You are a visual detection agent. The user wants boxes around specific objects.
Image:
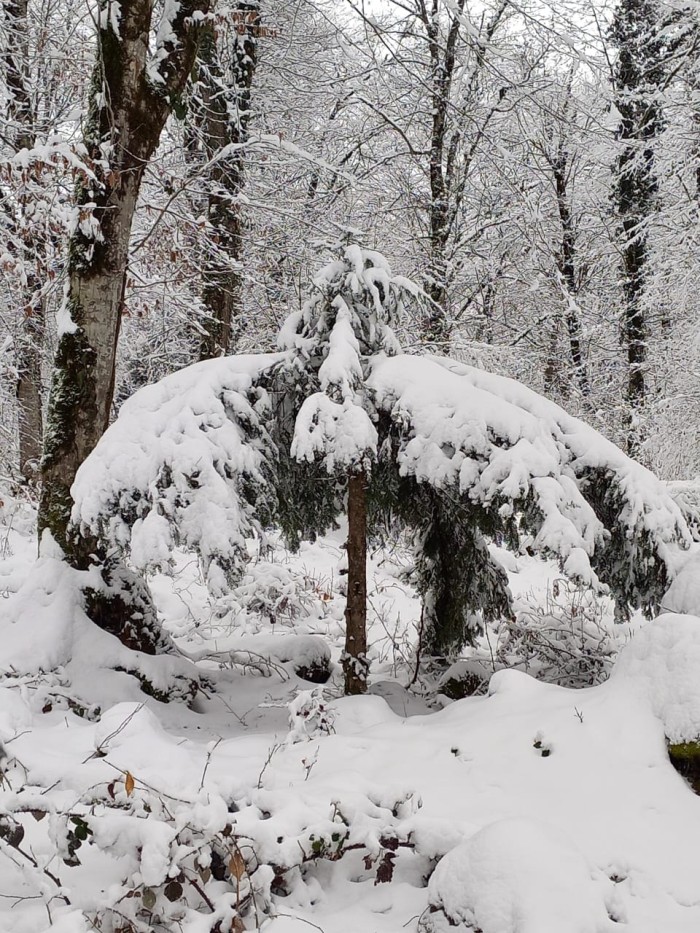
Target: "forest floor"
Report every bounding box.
[0,489,700,932]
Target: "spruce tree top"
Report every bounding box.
[277,242,419,473]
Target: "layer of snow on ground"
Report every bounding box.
[1,503,700,932]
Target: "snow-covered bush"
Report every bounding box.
[499,581,618,687]
[213,558,338,630]
[287,688,336,743]
[668,479,700,541]
[0,729,418,932]
[438,579,618,697]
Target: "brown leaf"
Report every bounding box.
[229,851,246,881]
[124,771,135,796]
[375,850,395,885]
[164,880,183,902]
[231,917,245,933]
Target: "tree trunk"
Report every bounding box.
[553,149,590,398]
[16,279,45,482]
[419,0,505,348]
[4,0,46,481]
[343,471,368,695]
[197,4,260,360]
[39,0,210,560]
[422,2,463,348]
[610,0,664,455]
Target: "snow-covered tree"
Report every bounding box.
[274,239,416,693]
[39,0,213,565]
[71,244,692,691]
[189,3,262,360]
[609,0,667,452]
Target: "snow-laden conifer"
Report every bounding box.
[274,240,420,692]
[71,243,692,683]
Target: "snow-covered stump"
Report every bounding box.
[82,556,171,658]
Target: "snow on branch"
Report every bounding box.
[279,243,410,472]
[71,354,281,594]
[369,354,691,615]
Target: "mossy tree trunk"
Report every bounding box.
[197,3,260,360]
[39,0,210,563]
[343,471,368,695]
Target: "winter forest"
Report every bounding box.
[2,0,700,930]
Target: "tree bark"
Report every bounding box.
[552,146,590,398]
[39,0,210,558]
[422,0,465,347]
[197,3,260,360]
[4,0,46,480]
[343,471,368,695]
[610,0,664,454]
[16,279,45,481]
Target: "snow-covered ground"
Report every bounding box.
[1,490,700,933]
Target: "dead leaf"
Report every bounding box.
[229,851,246,881]
[125,771,135,796]
[375,850,396,885]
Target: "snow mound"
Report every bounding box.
[662,551,700,615]
[424,818,610,933]
[0,552,197,708]
[613,613,700,742]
